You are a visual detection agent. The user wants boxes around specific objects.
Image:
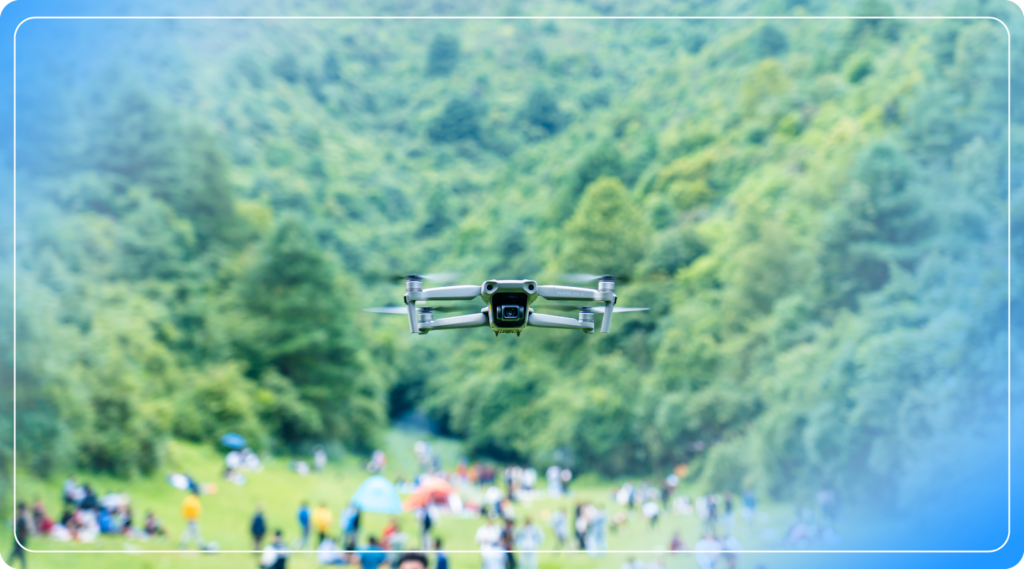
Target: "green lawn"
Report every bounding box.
[8,429,798,569]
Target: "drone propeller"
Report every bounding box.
[398,272,460,283]
[559,273,632,284]
[535,304,648,314]
[365,304,482,315]
[366,271,461,284]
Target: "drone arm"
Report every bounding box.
[406,298,419,334]
[600,301,614,333]
[419,312,490,331]
[535,285,614,302]
[409,285,483,301]
[527,312,595,332]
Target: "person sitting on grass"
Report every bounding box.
[358,536,386,569]
[316,535,348,565]
[260,529,288,569]
[144,510,166,537]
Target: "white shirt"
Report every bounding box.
[475,524,501,549]
[516,524,544,551]
[694,537,722,569]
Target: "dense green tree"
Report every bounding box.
[232,215,383,449]
[427,98,480,143]
[559,177,646,277]
[427,33,460,76]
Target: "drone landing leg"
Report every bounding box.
[600,300,614,333]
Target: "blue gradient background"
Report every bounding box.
[0,0,1019,567]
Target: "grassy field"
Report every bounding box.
[7,429,799,569]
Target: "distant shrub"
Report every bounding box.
[524,86,566,135]
[845,53,875,83]
[579,87,611,110]
[236,55,265,89]
[428,98,480,143]
[427,33,460,76]
[525,45,546,67]
[572,141,623,197]
[754,24,789,57]
[683,32,708,54]
[271,53,301,83]
[323,51,341,82]
[849,0,902,41]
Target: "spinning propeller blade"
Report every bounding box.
[399,272,460,283]
[364,307,408,314]
[535,304,648,314]
[559,273,631,284]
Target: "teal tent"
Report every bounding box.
[350,475,403,514]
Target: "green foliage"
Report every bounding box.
[271,52,301,83]
[753,24,789,57]
[560,177,646,277]
[845,52,875,83]
[11,9,1011,510]
[428,98,481,143]
[523,85,567,136]
[427,33,461,76]
[232,215,382,449]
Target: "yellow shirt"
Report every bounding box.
[312,506,332,533]
[182,495,201,521]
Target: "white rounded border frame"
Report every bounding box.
[9,13,1015,556]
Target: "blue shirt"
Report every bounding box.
[298,506,310,528]
[359,545,385,569]
[437,552,449,569]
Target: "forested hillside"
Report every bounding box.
[5,0,1021,513]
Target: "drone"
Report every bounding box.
[365,273,648,336]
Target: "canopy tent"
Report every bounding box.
[350,475,403,514]
[220,432,247,450]
[403,477,457,510]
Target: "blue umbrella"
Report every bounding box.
[220,432,247,450]
[350,475,403,514]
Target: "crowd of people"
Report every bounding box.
[15,475,170,547]
[13,437,847,569]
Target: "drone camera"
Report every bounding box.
[497,305,522,321]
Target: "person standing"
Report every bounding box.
[741,489,756,527]
[416,506,433,550]
[515,516,544,569]
[341,504,360,550]
[296,501,310,549]
[723,491,735,536]
[545,466,561,497]
[573,504,588,551]
[179,491,203,550]
[9,502,29,568]
[549,508,568,550]
[501,517,517,569]
[435,537,449,569]
[475,516,504,569]
[260,529,288,569]
[312,502,332,545]
[707,495,718,534]
[251,504,267,552]
[313,446,328,473]
[359,535,386,569]
[694,532,722,569]
[560,469,573,495]
[642,501,661,528]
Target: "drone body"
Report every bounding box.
[367,275,647,336]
